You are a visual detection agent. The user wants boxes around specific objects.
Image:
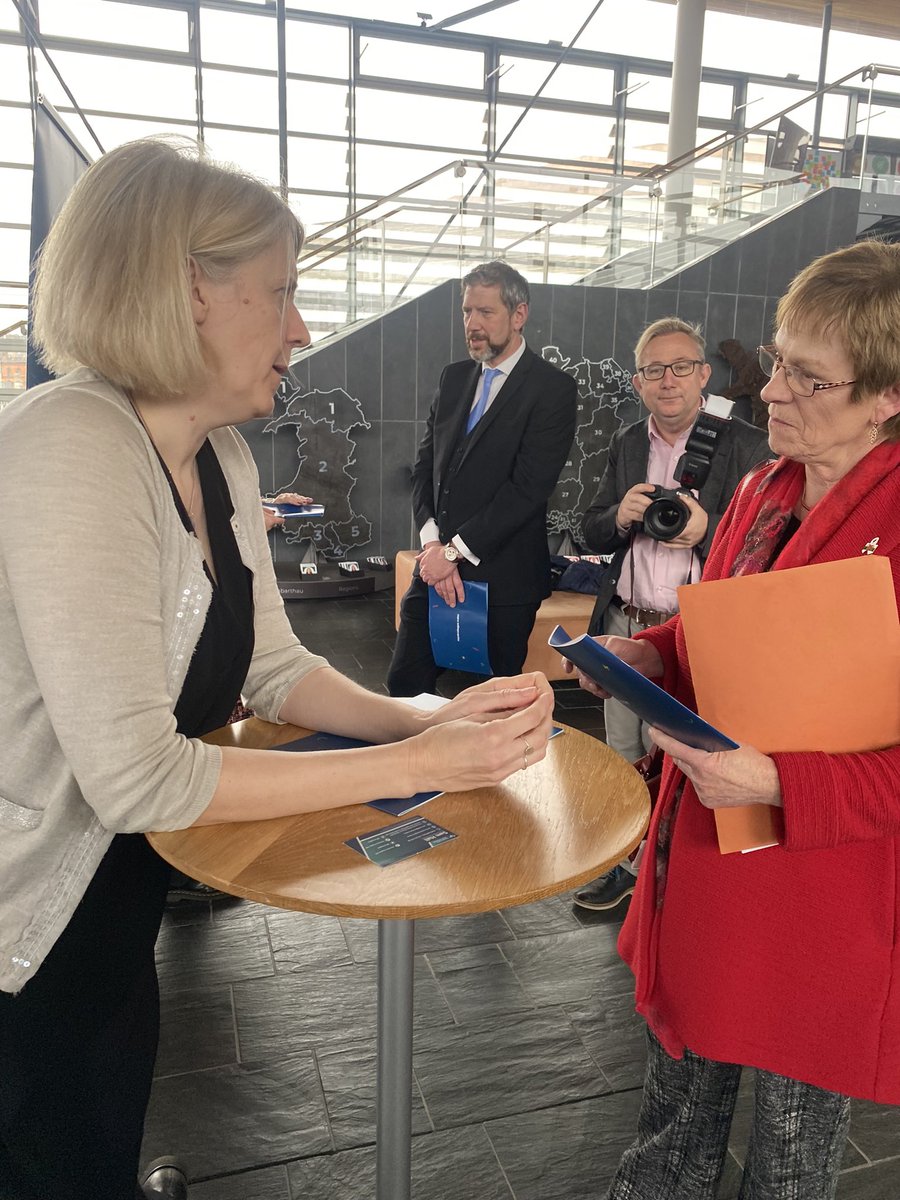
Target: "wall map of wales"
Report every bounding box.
[263,383,372,558]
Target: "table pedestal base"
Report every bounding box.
[376,918,415,1200]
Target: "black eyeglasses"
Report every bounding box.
[636,359,704,381]
[758,345,856,399]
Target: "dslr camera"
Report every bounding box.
[639,398,734,542]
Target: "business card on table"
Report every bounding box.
[345,816,457,868]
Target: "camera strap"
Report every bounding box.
[621,531,693,623]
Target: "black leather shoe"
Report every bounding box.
[140,1157,188,1199]
[166,878,228,905]
[573,865,636,911]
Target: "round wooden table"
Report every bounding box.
[148,718,649,1200]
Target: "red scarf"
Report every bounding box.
[711,441,900,581]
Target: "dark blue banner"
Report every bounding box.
[27,99,91,389]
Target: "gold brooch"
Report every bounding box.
[861,537,880,555]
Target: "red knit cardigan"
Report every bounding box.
[619,443,900,1103]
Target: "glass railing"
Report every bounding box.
[295,61,900,346]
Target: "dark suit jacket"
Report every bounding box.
[582,411,772,632]
[411,345,577,607]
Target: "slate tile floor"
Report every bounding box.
[143,592,900,1199]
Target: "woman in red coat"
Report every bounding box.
[575,239,900,1200]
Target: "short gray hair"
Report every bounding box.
[461,260,530,314]
[31,136,303,397]
[777,239,900,439]
[634,317,705,369]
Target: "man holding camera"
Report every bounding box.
[574,317,770,911]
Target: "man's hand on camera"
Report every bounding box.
[615,483,658,533]
[661,493,709,549]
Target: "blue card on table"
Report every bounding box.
[345,816,457,868]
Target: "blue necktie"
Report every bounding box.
[466,367,502,434]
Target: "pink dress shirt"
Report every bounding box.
[616,415,701,613]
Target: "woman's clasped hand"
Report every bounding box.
[407,673,555,793]
[648,727,782,810]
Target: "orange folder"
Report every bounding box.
[677,555,900,854]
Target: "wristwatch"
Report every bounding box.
[443,543,462,562]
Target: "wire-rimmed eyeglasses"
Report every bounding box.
[757,345,856,399]
[636,358,704,381]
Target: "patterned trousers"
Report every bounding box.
[604,1030,851,1200]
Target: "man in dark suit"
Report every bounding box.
[388,261,577,697]
[573,316,771,910]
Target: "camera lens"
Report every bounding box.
[642,494,690,542]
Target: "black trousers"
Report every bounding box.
[0,834,171,1200]
[387,576,541,697]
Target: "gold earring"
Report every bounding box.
[870,422,879,445]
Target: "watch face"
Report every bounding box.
[444,545,459,561]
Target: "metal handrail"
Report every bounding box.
[708,173,805,214]
[298,154,639,272]
[502,62,898,258]
[300,60,898,272]
[291,58,900,341]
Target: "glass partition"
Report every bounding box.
[2,0,900,388]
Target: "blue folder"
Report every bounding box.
[273,732,440,816]
[548,624,737,753]
[428,580,492,675]
[273,725,566,815]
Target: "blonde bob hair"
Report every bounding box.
[776,239,900,441]
[31,137,303,397]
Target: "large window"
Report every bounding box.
[498,57,615,107]
[361,37,484,90]
[285,20,348,79]
[39,51,197,121]
[355,88,487,152]
[201,8,276,70]
[1,0,900,372]
[34,0,187,51]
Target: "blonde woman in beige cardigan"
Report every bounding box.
[0,138,553,1200]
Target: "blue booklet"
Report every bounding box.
[273,725,566,816]
[428,580,492,675]
[273,732,440,815]
[548,625,737,753]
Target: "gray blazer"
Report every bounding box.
[582,411,772,633]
